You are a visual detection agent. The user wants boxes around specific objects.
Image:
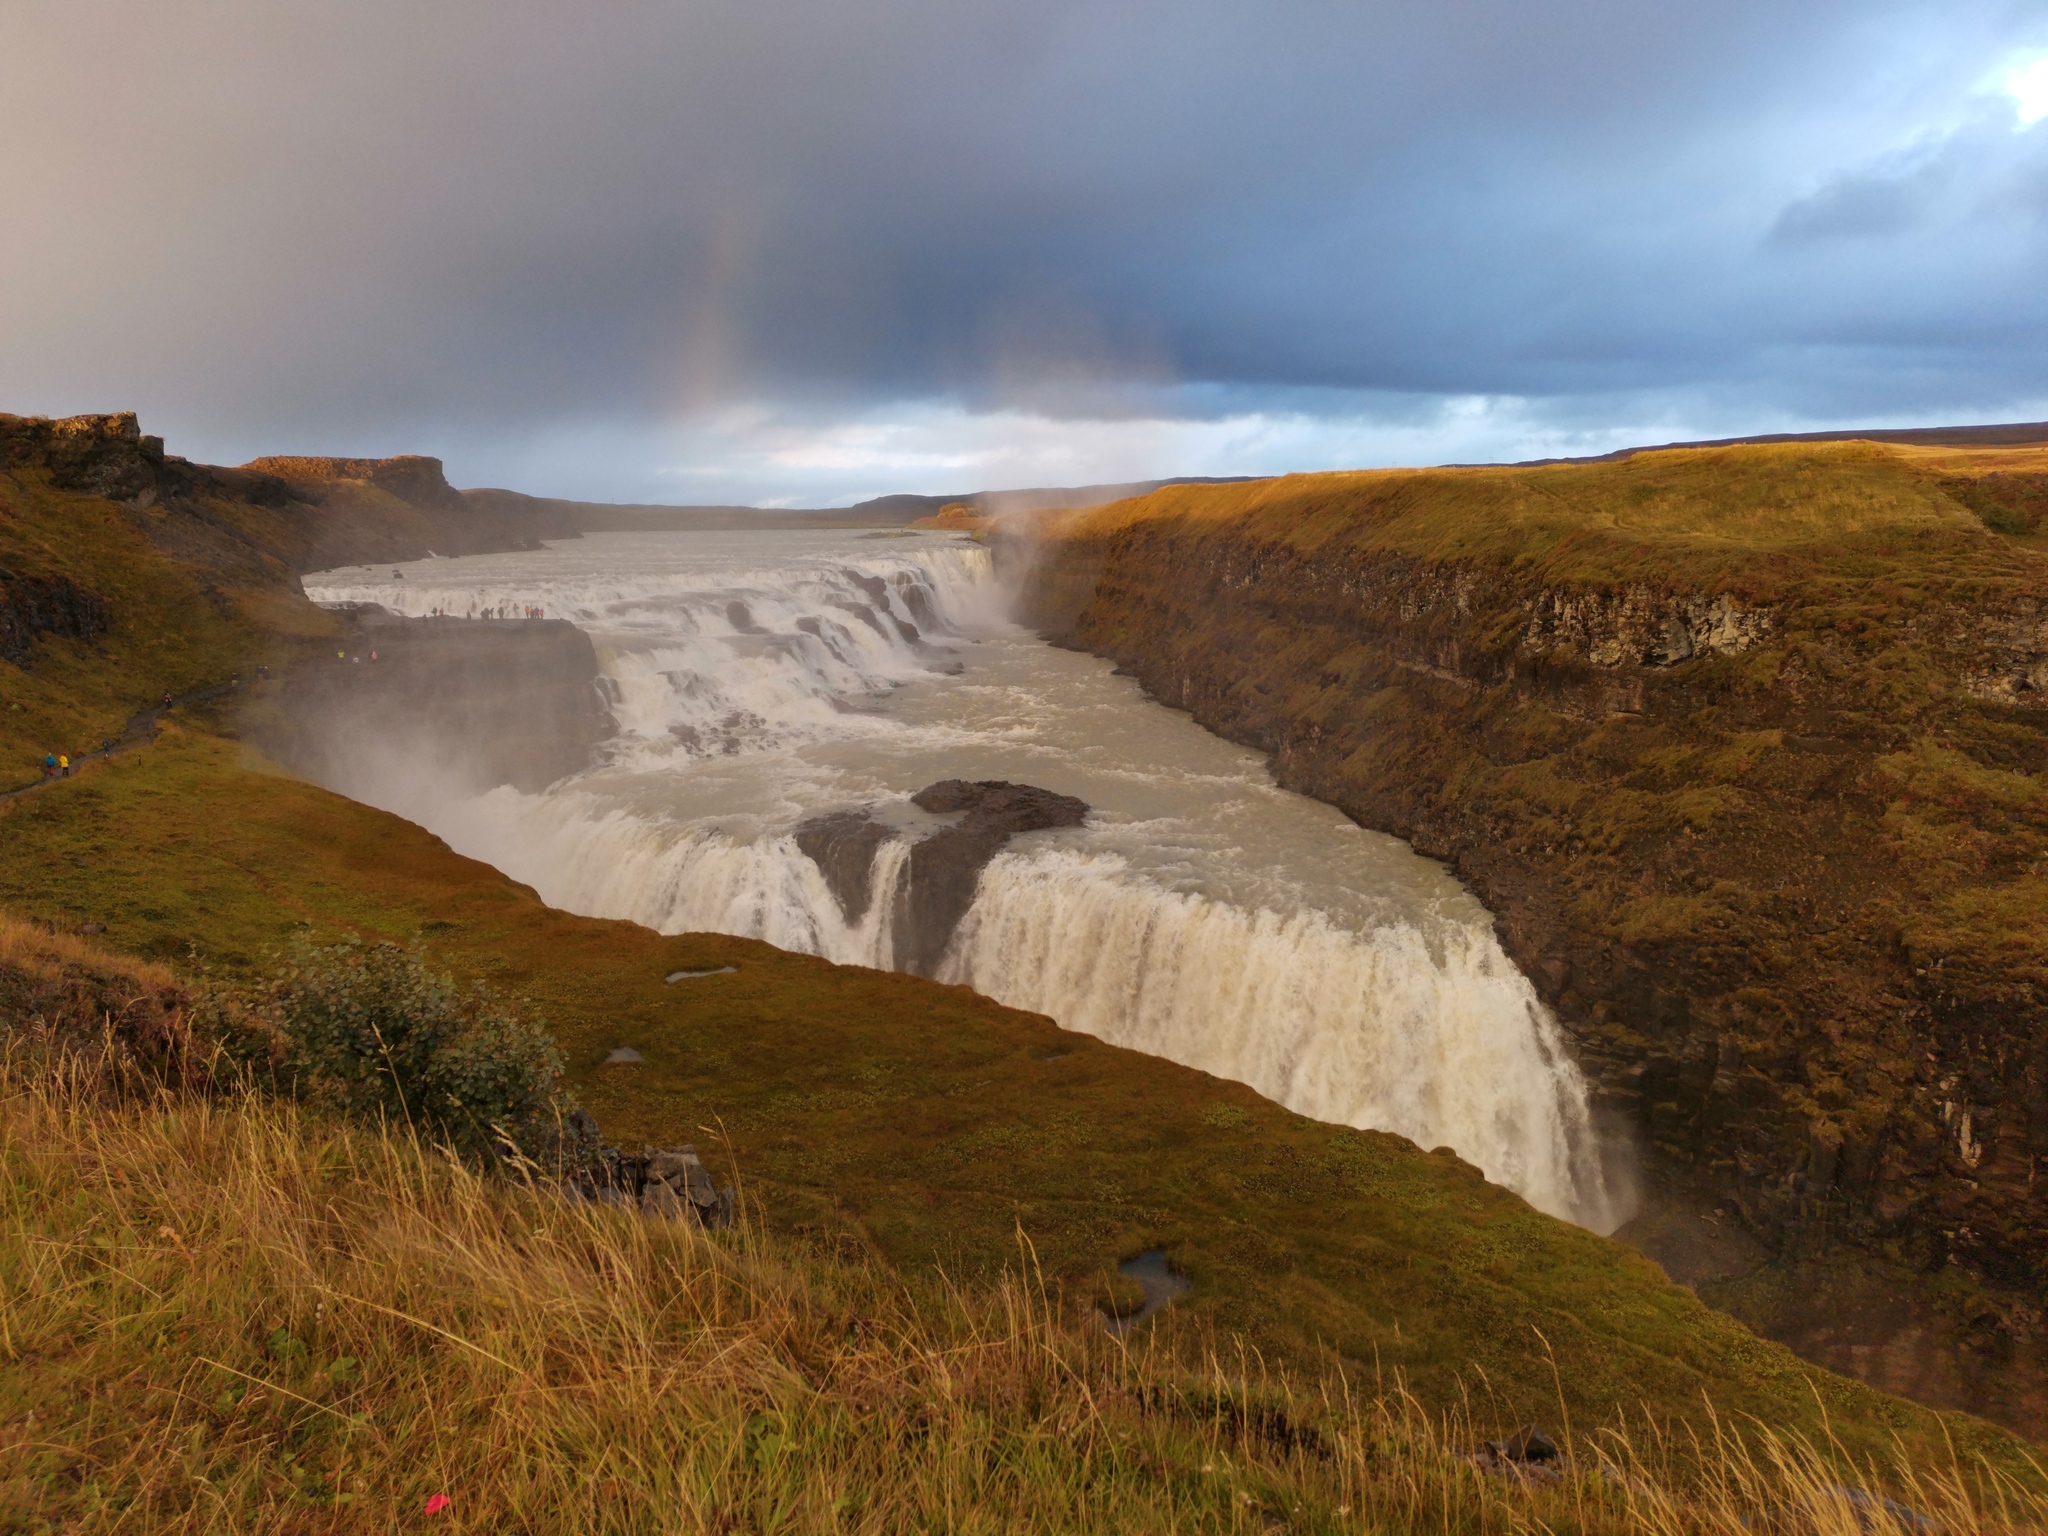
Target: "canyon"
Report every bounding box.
[997,444,2048,1432]
[5,409,2046,1449]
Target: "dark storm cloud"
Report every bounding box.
[4,0,2047,498]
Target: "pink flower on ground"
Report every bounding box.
[424,1493,452,1515]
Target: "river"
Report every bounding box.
[306,529,1624,1231]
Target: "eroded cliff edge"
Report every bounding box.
[998,440,2048,1436]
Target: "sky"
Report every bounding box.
[6,0,2048,506]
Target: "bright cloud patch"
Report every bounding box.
[1999,51,2048,125]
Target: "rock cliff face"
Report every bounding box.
[246,453,577,567]
[249,607,614,798]
[997,447,2048,1436]
[0,572,109,665]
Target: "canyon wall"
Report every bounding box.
[998,443,2048,1434]
[0,411,579,580]
[247,607,614,800]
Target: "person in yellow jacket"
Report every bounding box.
[57,754,69,777]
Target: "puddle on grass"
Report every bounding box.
[666,966,738,983]
[1101,1249,1190,1336]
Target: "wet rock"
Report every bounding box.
[832,600,888,636]
[795,780,1089,971]
[897,781,1089,974]
[794,810,894,923]
[603,1046,644,1065]
[909,778,1089,830]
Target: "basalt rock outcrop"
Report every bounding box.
[996,445,2048,1437]
[582,1142,736,1228]
[1,571,109,665]
[1,412,313,586]
[796,779,1089,973]
[247,452,579,567]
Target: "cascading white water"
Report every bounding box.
[307,531,1625,1232]
[945,849,1599,1215]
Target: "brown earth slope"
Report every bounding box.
[998,441,2048,1437]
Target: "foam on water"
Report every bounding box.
[308,532,1625,1231]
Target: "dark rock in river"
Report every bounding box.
[794,810,894,924]
[898,781,1088,973]
[909,778,1088,829]
[794,779,1088,974]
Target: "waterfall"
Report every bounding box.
[306,532,1624,1232]
[943,847,1615,1228]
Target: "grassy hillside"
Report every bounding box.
[1003,439,2048,1438]
[5,728,2022,1468]
[0,416,351,781]
[1033,441,2042,587]
[2,418,2040,1502]
[11,964,2040,1533]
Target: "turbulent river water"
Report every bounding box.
[306,530,1624,1231]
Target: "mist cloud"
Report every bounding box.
[5,0,2047,502]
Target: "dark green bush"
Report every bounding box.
[260,940,569,1164]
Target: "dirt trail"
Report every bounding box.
[2,677,248,800]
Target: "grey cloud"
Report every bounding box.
[1771,158,1954,243]
[3,0,2048,497]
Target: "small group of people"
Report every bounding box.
[334,650,380,664]
[41,734,118,779]
[422,603,544,620]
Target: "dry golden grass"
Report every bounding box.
[0,913,177,989]
[3,1043,2044,1535]
[1018,440,2048,594]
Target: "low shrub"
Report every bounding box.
[252,938,572,1165]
